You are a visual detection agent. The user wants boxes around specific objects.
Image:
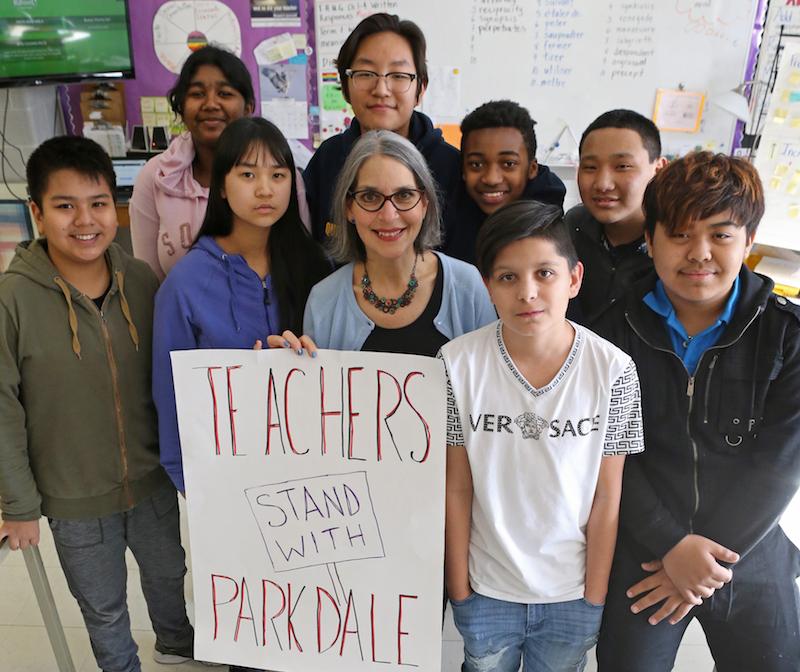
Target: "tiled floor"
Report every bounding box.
[8,495,800,671]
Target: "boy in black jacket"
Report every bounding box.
[594,151,800,671]
[567,109,665,325]
[442,100,566,264]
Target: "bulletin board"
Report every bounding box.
[315,0,762,160]
[63,0,319,147]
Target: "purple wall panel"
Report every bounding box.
[65,0,317,147]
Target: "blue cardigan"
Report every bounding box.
[303,252,496,351]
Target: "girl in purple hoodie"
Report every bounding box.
[152,117,329,495]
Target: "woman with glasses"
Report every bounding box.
[302,13,461,243]
[270,130,494,357]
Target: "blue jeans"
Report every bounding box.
[451,591,603,672]
[50,486,192,672]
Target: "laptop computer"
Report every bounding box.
[112,158,148,203]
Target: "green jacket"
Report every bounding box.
[0,240,171,521]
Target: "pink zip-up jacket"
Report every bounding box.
[129,131,310,281]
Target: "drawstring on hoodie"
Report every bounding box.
[54,277,82,360]
[222,255,242,333]
[115,271,140,351]
[54,271,141,358]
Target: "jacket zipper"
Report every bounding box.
[262,278,273,335]
[93,299,133,509]
[703,355,718,424]
[625,305,763,530]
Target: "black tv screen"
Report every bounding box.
[0,0,134,87]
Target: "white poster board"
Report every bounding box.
[171,349,446,671]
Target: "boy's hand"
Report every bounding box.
[0,520,40,550]
[628,560,697,625]
[663,534,738,602]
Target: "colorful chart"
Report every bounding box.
[152,1,241,74]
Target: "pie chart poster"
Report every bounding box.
[172,348,446,671]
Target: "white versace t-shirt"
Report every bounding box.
[439,320,643,604]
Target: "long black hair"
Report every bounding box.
[197,117,330,333]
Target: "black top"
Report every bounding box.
[566,204,653,326]
[92,285,111,310]
[592,267,800,564]
[361,258,447,357]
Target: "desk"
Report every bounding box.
[0,538,77,672]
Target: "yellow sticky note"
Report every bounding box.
[788,203,800,219]
[789,72,800,86]
[787,171,800,195]
[774,108,789,124]
[770,176,784,190]
[791,117,800,128]
[782,90,792,103]
[140,97,156,114]
[774,164,790,177]
[154,98,170,114]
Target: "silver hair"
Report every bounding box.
[328,130,442,263]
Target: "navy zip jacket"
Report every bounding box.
[302,111,461,242]
[593,267,800,563]
[441,165,566,265]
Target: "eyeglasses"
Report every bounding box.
[344,69,417,93]
[348,188,425,212]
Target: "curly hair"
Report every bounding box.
[460,100,538,162]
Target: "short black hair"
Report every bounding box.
[26,136,116,209]
[168,45,255,117]
[579,109,662,162]
[460,100,537,162]
[476,201,577,277]
[335,13,428,102]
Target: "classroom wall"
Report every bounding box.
[61,0,320,148]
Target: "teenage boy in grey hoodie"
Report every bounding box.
[0,137,200,670]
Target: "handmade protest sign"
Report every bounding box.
[171,349,446,671]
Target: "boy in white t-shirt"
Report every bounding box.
[439,200,644,671]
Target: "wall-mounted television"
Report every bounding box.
[0,0,134,87]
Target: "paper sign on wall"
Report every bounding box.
[172,349,446,671]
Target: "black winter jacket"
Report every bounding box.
[567,204,653,326]
[594,267,800,563]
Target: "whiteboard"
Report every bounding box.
[753,43,800,252]
[315,0,759,159]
